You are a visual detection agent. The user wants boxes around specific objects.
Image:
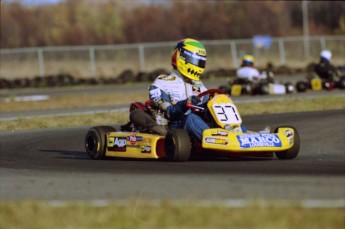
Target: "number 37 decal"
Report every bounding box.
[212,103,242,125]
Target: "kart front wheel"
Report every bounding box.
[218,85,230,94]
[274,126,300,160]
[85,126,115,160]
[164,129,191,162]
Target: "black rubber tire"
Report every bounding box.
[85,126,115,160]
[218,85,230,94]
[260,83,270,95]
[285,82,294,94]
[164,129,191,162]
[338,76,345,89]
[296,81,307,92]
[274,126,300,160]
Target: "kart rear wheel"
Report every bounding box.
[338,76,345,89]
[164,129,191,162]
[285,82,294,94]
[274,126,300,160]
[296,81,307,92]
[85,126,115,160]
[260,83,270,95]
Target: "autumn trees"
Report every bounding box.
[1,1,344,49]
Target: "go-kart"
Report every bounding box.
[85,89,300,161]
[295,73,345,92]
[218,73,294,96]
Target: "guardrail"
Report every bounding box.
[1,35,344,79]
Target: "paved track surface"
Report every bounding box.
[1,110,344,201]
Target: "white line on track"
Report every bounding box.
[47,198,345,208]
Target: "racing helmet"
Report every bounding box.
[171,38,207,81]
[241,54,255,66]
[320,50,332,62]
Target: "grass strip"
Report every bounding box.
[0,92,147,113]
[0,201,343,229]
[1,96,344,131]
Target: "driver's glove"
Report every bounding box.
[186,95,201,106]
[165,96,201,121]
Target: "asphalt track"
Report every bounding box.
[1,76,344,203]
[1,109,344,202]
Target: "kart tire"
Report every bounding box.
[164,129,191,162]
[338,76,345,89]
[85,126,115,160]
[218,85,230,94]
[274,126,300,160]
[260,84,269,95]
[296,81,307,92]
[285,82,294,94]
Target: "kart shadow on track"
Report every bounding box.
[39,149,90,160]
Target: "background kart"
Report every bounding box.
[85,89,300,161]
[295,71,345,92]
[218,73,294,96]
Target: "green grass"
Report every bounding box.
[0,92,147,113]
[0,201,343,229]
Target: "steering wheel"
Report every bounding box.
[197,88,225,99]
[186,89,225,112]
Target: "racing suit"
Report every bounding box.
[149,69,209,140]
[236,66,266,82]
[314,60,338,81]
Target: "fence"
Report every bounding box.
[0,35,344,79]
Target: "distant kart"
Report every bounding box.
[218,72,294,96]
[295,72,345,92]
[85,89,300,161]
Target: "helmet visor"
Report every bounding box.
[181,49,206,68]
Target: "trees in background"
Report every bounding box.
[1,1,344,48]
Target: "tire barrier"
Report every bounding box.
[0,65,312,89]
[0,69,170,89]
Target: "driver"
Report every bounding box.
[236,54,267,82]
[130,38,210,140]
[314,50,339,81]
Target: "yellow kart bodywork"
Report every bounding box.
[86,90,299,161]
[105,132,166,159]
[202,127,295,153]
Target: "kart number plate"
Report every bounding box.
[212,103,242,125]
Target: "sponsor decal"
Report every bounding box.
[141,145,151,153]
[127,134,142,145]
[211,130,228,137]
[285,130,293,138]
[237,134,282,148]
[113,137,126,152]
[158,75,176,81]
[204,137,229,145]
[192,85,201,93]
